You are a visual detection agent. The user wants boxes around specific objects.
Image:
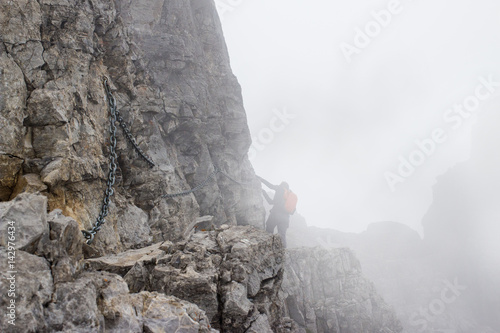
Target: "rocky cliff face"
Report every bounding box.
[0,0,264,255]
[282,247,402,333]
[0,194,402,333]
[0,1,403,332]
[0,194,291,332]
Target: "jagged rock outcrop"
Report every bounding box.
[0,193,216,333]
[0,0,264,255]
[1,193,404,332]
[0,193,298,332]
[282,247,403,333]
[87,224,290,332]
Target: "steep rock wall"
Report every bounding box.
[282,247,403,333]
[0,0,264,254]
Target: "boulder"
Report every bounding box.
[0,193,48,253]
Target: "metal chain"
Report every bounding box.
[161,167,254,198]
[116,112,155,167]
[162,168,220,198]
[104,80,155,168]
[218,169,254,186]
[81,77,255,243]
[82,77,119,244]
[82,77,155,244]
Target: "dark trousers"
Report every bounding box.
[265,211,289,248]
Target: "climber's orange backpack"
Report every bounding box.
[283,189,298,214]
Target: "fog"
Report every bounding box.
[217,1,500,330]
[217,0,500,235]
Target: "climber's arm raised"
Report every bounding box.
[257,176,279,191]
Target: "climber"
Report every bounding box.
[257,176,298,248]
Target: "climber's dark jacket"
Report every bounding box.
[258,176,290,247]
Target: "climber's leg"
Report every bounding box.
[277,218,289,248]
[266,213,278,234]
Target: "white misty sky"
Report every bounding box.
[216,0,500,234]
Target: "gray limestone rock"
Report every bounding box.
[0,250,53,333]
[38,0,256,253]
[116,203,153,249]
[37,208,84,284]
[26,89,73,126]
[1,0,266,255]
[44,272,103,332]
[84,225,286,332]
[86,241,166,276]
[43,271,216,333]
[247,314,274,333]
[9,173,48,199]
[0,45,27,201]
[0,193,48,253]
[282,247,403,333]
[0,243,214,333]
[0,201,403,333]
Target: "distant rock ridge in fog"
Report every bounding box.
[282,247,402,333]
[288,213,499,332]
